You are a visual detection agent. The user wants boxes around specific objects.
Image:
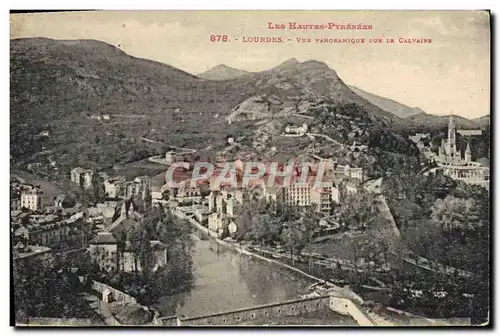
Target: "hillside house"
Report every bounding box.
[284,123,308,136]
[71,167,94,189]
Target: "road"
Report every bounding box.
[306,133,343,146]
[139,137,197,153]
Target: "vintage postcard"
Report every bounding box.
[10,10,491,327]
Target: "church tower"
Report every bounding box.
[447,115,457,160]
[465,142,472,162]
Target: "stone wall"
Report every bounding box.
[179,296,331,326]
[154,295,376,326]
[329,296,375,326]
[91,280,137,304]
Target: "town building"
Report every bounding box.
[208,212,231,237]
[310,182,340,214]
[457,129,482,136]
[13,212,86,248]
[174,180,202,204]
[71,167,94,189]
[165,151,183,164]
[89,232,119,273]
[104,176,126,199]
[20,185,43,211]
[52,195,74,208]
[123,176,151,200]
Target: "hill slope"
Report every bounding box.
[474,114,490,128]
[11,38,415,174]
[404,113,481,129]
[198,64,250,80]
[349,86,425,118]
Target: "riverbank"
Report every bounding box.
[185,216,364,304]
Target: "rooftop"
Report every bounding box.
[89,232,117,245]
[14,245,52,260]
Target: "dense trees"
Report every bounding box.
[14,261,98,322]
[430,195,485,232]
[336,190,377,231]
[235,199,322,263]
[110,206,194,305]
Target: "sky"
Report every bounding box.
[10,10,491,119]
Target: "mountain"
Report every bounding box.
[228,58,405,126]
[349,86,425,118]
[11,38,415,174]
[474,114,490,128]
[10,38,250,167]
[198,64,250,80]
[404,113,481,129]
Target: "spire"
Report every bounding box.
[466,142,471,153]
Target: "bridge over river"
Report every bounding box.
[153,236,315,318]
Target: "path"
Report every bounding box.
[139,137,197,153]
[306,133,343,146]
[291,113,315,120]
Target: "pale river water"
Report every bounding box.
[154,235,314,318]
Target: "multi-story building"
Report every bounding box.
[104,176,126,199]
[208,212,231,237]
[89,231,168,274]
[282,181,312,206]
[89,232,119,273]
[310,182,340,214]
[20,185,43,211]
[71,167,94,189]
[123,176,151,200]
[175,180,202,204]
[331,164,363,182]
[165,151,184,164]
[13,212,86,248]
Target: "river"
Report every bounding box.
[154,235,314,318]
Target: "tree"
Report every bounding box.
[92,173,106,202]
[430,195,484,232]
[337,190,376,231]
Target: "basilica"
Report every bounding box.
[435,116,489,190]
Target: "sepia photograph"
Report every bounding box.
[9,10,491,327]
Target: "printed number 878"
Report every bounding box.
[210,35,229,42]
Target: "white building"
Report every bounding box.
[20,186,43,211]
[71,167,94,189]
[284,123,308,136]
[104,176,126,199]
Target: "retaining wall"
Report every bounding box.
[180,296,331,326]
[155,295,376,326]
[91,281,137,304]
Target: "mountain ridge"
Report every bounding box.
[197,64,250,81]
[349,85,426,119]
[10,37,420,171]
